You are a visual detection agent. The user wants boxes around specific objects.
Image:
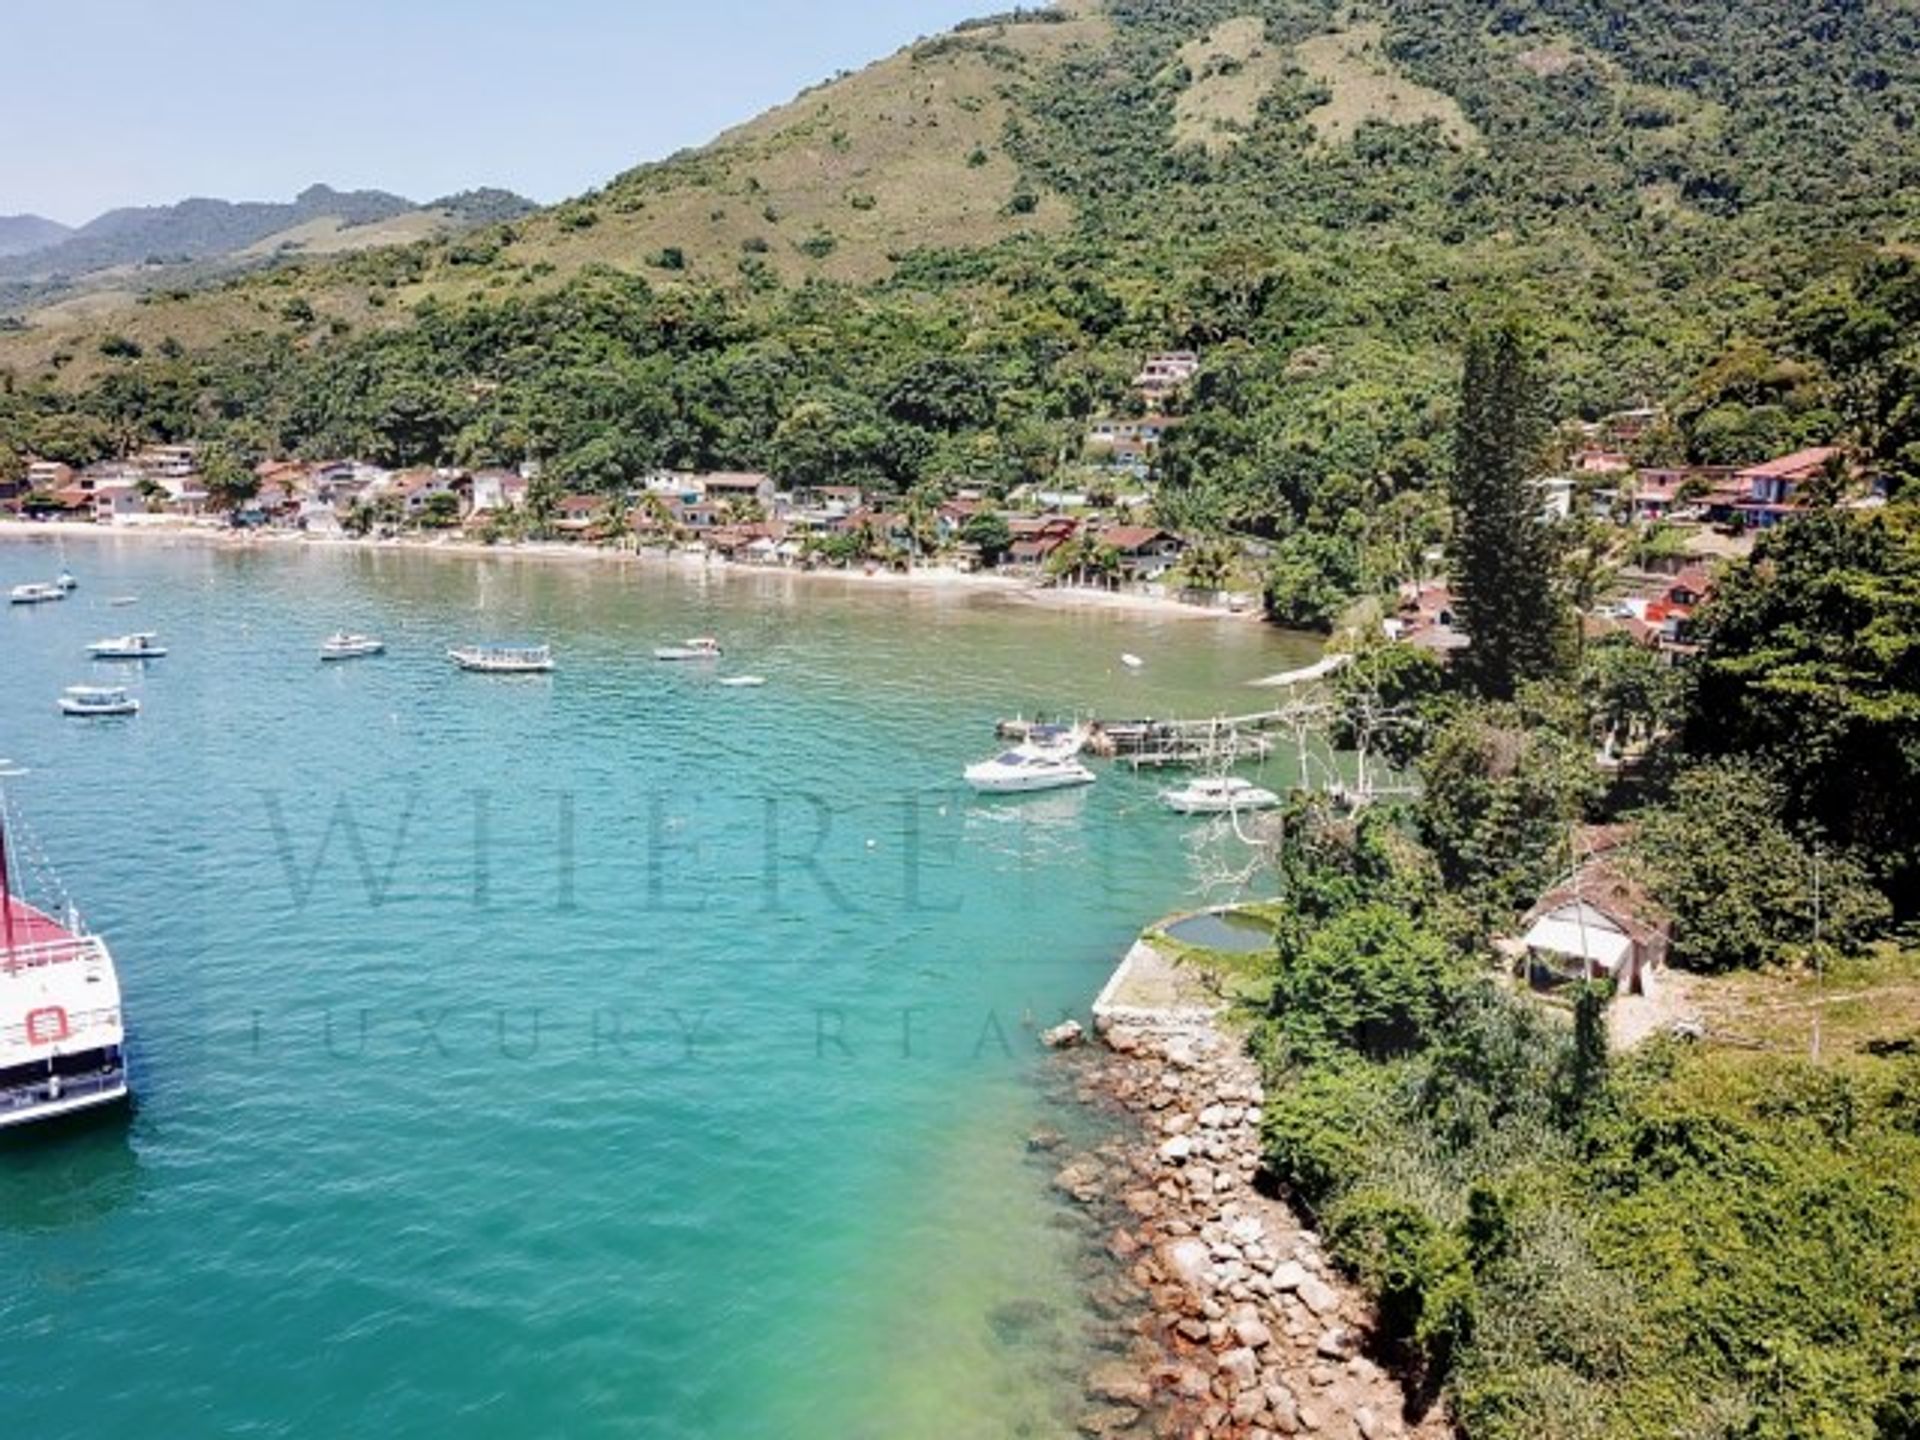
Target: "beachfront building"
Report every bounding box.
[470,468,530,514]
[1094,525,1187,583]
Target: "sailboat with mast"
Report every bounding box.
[0,767,131,1129]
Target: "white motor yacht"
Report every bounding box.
[321,633,386,661]
[450,644,554,674]
[59,686,140,718]
[88,633,168,660]
[656,636,723,661]
[9,583,65,605]
[965,735,1097,794]
[1162,776,1283,815]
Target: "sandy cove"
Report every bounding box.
[0,521,1262,626]
[1034,943,1448,1440]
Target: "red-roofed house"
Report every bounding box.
[1732,447,1844,528]
[1094,525,1187,581]
[554,494,608,535]
[1004,515,1080,569]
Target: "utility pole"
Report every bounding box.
[1811,842,1824,1064]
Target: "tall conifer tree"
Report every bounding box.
[1449,321,1559,698]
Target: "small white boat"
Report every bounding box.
[108,596,140,608]
[9,583,65,606]
[88,633,167,660]
[965,733,1097,794]
[718,676,767,688]
[320,633,386,661]
[450,644,554,674]
[656,636,723,662]
[1122,653,1145,670]
[1162,776,1283,816]
[54,570,77,592]
[59,686,140,718]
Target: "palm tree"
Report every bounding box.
[1182,538,1239,594]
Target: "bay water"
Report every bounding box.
[0,537,1312,1438]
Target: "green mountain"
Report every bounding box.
[0,183,539,320]
[4,0,1918,522]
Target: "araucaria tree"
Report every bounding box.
[1448,322,1560,699]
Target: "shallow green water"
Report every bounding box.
[0,538,1313,1438]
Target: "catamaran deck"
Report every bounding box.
[1,893,83,956]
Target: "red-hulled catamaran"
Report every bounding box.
[0,772,130,1128]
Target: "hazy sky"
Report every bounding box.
[4,0,994,225]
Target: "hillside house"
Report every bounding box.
[1087,415,1177,465]
[1134,351,1200,399]
[1597,406,1662,450]
[1387,582,1469,658]
[1517,831,1670,998]
[1732,447,1844,528]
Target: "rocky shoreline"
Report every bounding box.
[1036,989,1447,1438]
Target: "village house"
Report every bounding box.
[24,460,73,494]
[91,480,147,524]
[1596,406,1662,451]
[386,468,468,519]
[1087,415,1178,466]
[1093,525,1187,582]
[553,494,607,535]
[135,443,199,481]
[159,473,213,518]
[1731,446,1844,528]
[1386,581,1469,658]
[695,472,778,514]
[630,495,726,538]
[469,468,529,514]
[935,498,987,545]
[1516,829,1671,998]
[1003,514,1081,570]
[1133,351,1200,400]
[787,483,865,516]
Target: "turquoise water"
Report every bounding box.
[0,537,1313,1439]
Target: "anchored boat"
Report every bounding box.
[449,644,554,674]
[0,779,131,1130]
[320,633,385,661]
[656,636,723,661]
[1161,776,1283,816]
[88,633,168,660]
[965,727,1097,794]
[9,583,66,606]
[59,686,140,718]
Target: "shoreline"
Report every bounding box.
[0,520,1265,626]
[1038,933,1445,1439]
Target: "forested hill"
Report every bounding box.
[4,0,1919,517]
[0,215,71,259]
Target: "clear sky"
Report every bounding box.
[3,0,997,225]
